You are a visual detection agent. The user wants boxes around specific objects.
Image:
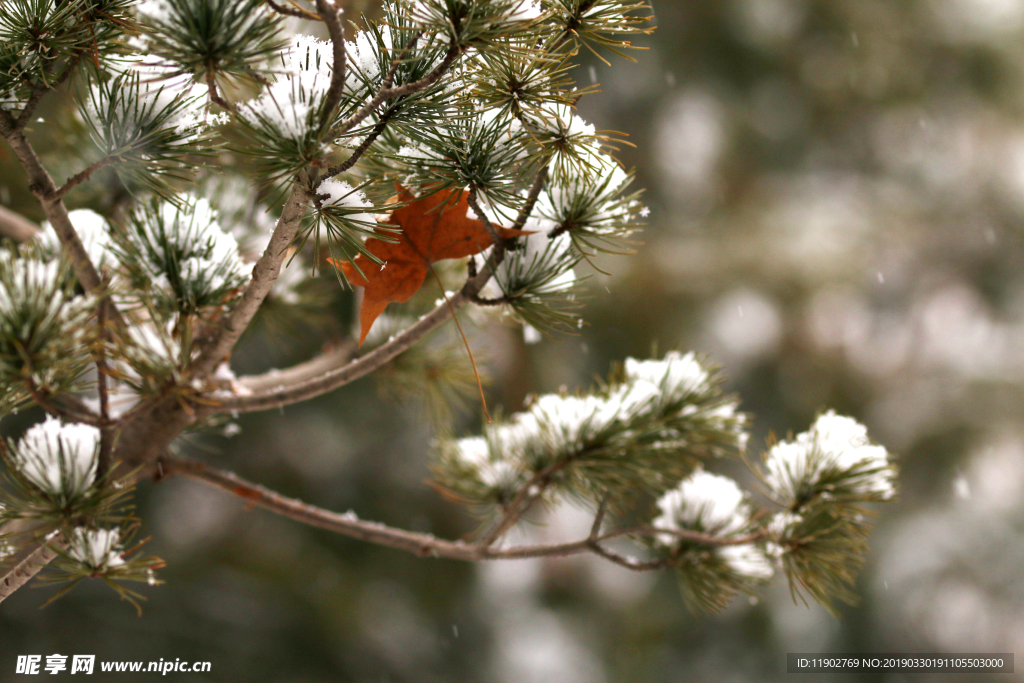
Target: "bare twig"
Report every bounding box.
[467,188,503,245]
[210,245,502,413]
[160,456,761,567]
[482,458,569,545]
[0,111,127,331]
[266,0,321,21]
[0,534,68,605]
[206,71,237,114]
[324,114,390,177]
[54,155,120,199]
[315,0,347,129]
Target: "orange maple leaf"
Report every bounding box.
[331,185,528,345]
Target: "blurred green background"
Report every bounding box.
[4,0,1024,681]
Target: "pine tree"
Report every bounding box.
[0,0,896,616]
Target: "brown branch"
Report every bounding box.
[188,186,309,378]
[159,456,662,563]
[266,0,321,20]
[315,0,347,129]
[0,111,127,332]
[205,71,237,115]
[160,456,761,569]
[482,458,569,545]
[0,534,68,605]
[324,114,390,177]
[54,155,120,199]
[333,41,459,139]
[0,205,40,242]
[467,188,503,245]
[210,246,501,413]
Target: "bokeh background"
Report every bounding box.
[3,0,1024,680]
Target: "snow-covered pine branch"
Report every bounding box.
[0,0,897,618]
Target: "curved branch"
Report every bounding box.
[266,0,321,20]
[159,456,702,564]
[0,205,40,242]
[315,0,347,128]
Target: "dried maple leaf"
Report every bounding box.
[331,185,528,345]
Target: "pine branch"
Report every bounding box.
[314,0,347,129]
[332,41,460,139]
[210,268,484,412]
[158,455,693,563]
[0,112,127,332]
[324,114,390,177]
[482,458,570,545]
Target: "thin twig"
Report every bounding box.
[0,534,68,604]
[324,114,390,177]
[26,383,104,427]
[0,111,127,332]
[467,188,503,245]
[206,71,237,114]
[209,240,507,413]
[54,155,120,199]
[266,0,321,20]
[159,456,722,565]
[333,41,459,139]
[96,297,113,476]
[315,0,347,129]
[482,458,569,545]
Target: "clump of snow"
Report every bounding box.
[242,35,333,140]
[68,527,125,571]
[655,469,750,537]
[624,351,710,403]
[125,197,249,305]
[654,469,773,580]
[764,410,896,503]
[13,417,100,499]
[493,230,576,295]
[453,436,524,490]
